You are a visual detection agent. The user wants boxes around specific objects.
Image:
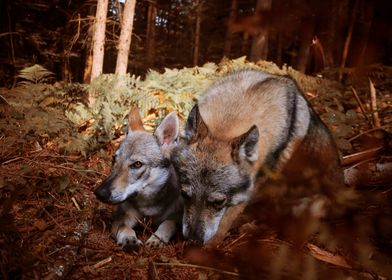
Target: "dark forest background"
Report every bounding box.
[0,0,391,86]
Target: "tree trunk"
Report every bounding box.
[83,51,93,83]
[83,5,95,83]
[90,0,109,81]
[296,16,316,73]
[339,0,358,81]
[249,0,271,62]
[223,0,238,57]
[318,0,338,68]
[146,0,157,69]
[193,0,202,66]
[115,0,137,75]
[356,1,374,66]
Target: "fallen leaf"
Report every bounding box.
[33,219,48,231]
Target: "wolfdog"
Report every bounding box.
[95,107,182,248]
[171,70,343,243]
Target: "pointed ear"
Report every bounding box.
[127,106,145,133]
[184,104,208,143]
[154,111,179,145]
[232,125,259,163]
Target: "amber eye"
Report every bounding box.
[208,195,227,209]
[211,198,226,209]
[130,161,143,169]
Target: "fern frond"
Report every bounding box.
[17,64,55,85]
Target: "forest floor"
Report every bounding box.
[0,64,391,279]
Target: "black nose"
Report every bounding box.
[187,228,204,243]
[94,182,111,202]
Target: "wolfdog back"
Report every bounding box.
[171,69,343,243]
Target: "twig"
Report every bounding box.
[1,156,25,165]
[42,207,66,234]
[135,217,163,244]
[93,256,112,269]
[306,243,351,268]
[47,191,65,206]
[306,243,388,280]
[350,86,373,127]
[6,2,17,87]
[348,126,391,142]
[223,232,247,250]
[153,262,240,277]
[148,260,158,280]
[0,94,10,105]
[22,159,106,175]
[71,197,81,211]
[0,31,19,38]
[341,146,383,166]
[369,79,381,127]
[1,153,81,166]
[344,157,376,171]
[305,92,318,98]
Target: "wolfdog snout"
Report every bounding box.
[94,178,138,204]
[94,179,112,202]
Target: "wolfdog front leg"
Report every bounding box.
[111,204,142,248]
[145,219,177,247]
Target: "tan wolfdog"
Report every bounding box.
[171,70,343,243]
[95,107,182,248]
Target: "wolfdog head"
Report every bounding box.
[95,107,179,204]
[171,105,259,243]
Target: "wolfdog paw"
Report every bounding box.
[115,228,142,249]
[145,235,165,248]
[117,235,143,248]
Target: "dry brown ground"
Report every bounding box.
[0,67,391,279]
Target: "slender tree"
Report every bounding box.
[339,0,358,81]
[249,0,271,62]
[223,0,238,57]
[356,1,374,65]
[146,0,157,68]
[83,5,96,83]
[296,15,316,72]
[91,0,109,81]
[115,0,137,75]
[193,0,202,66]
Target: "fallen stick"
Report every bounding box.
[71,197,81,211]
[306,243,388,280]
[351,86,373,128]
[153,262,240,277]
[348,126,391,142]
[93,256,113,269]
[306,243,351,268]
[369,78,381,128]
[341,146,384,166]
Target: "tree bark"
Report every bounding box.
[223,0,238,57]
[296,16,316,73]
[249,0,271,62]
[146,0,157,68]
[193,0,202,66]
[83,51,93,83]
[115,0,137,75]
[83,6,95,83]
[90,0,109,81]
[339,0,358,81]
[356,1,374,66]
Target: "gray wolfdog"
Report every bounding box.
[95,107,182,248]
[171,69,343,243]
